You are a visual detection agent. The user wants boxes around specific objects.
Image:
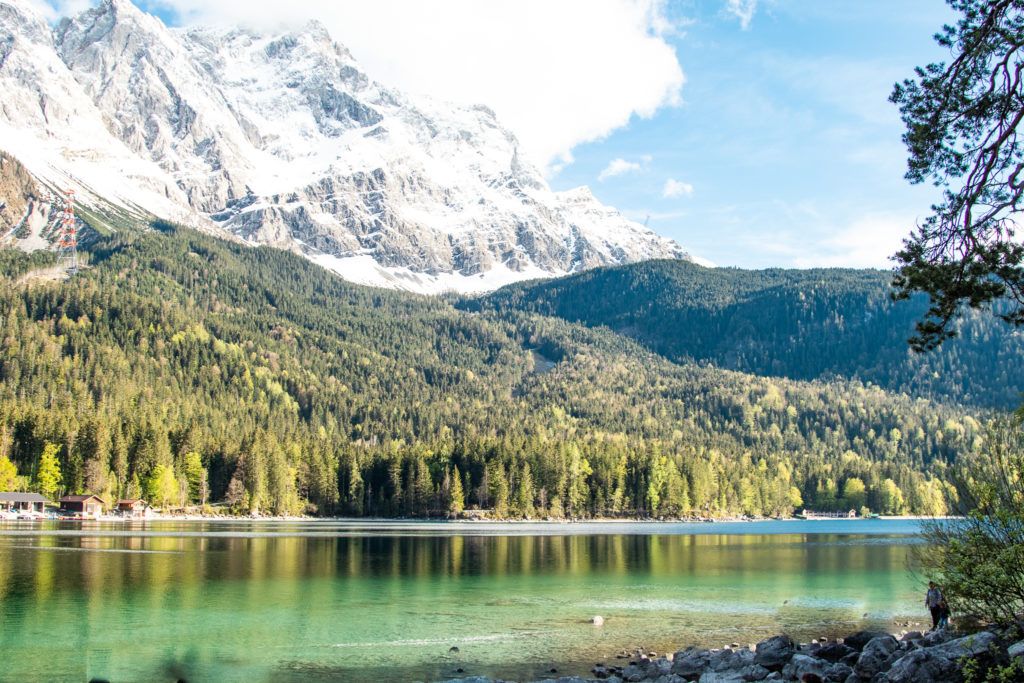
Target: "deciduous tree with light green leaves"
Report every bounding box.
[0,456,19,491]
[916,411,1024,626]
[35,443,62,500]
[146,465,178,510]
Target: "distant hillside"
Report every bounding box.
[468,260,1024,409]
[0,224,975,518]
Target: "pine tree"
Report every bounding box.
[447,465,465,517]
[490,462,509,518]
[513,462,535,518]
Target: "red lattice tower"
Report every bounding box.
[56,189,78,274]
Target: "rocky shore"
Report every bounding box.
[434,627,1024,683]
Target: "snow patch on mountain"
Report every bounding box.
[0,0,691,293]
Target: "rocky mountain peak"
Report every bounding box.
[0,1,691,294]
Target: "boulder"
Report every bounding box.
[647,658,674,678]
[1008,639,1024,659]
[754,636,796,671]
[927,631,1000,661]
[853,636,899,680]
[818,643,857,663]
[840,651,861,667]
[882,649,959,683]
[781,653,829,681]
[698,673,748,683]
[901,632,924,643]
[917,630,956,648]
[734,664,770,681]
[622,664,648,682]
[824,662,853,683]
[708,649,755,672]
[844,631,890,652]
[673,649,712,679]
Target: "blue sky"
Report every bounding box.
[40,0,959,270]
[550,1,958,268]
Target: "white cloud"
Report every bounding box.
[791,213,914,269]
[663,178,694,198]
[725,0,758,30]
[130,0,685,174]
[599,158,643,181]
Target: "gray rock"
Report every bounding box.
[927,630,999,661]
[824,662,854,683]
[844,631,890,652]
[651,675,688,683]
[840,651,861,667]
[754,636,796,671]
[672,648,712,678]
[853,636,899,680]
[1008,639,1024,658]
[646,658,674,678]
[900,632,924,643]
[709,649,755,672]
[818,643,857,663]
[882,649,958,683]
[916,630,956,648]
[782,653,829,681]
[733,664,770,681]
[698,672,748,683]
[621,664,648,682]
[864,635,900,657]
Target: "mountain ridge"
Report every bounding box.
[0,0,689,294]
[470,258,1024,409]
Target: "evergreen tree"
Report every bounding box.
[489,462,509,518]
[447,465,465,517]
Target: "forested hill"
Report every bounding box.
[0,225,983,518]
[468,260,1024,409]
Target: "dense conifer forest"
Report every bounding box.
[0,223,999,518]
[470,260,1024,409]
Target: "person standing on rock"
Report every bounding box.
[925,582,943,630]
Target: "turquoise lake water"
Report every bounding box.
[0,519,926,682]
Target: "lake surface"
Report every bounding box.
[0,519,926,682]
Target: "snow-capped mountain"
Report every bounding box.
[0,0,690,293]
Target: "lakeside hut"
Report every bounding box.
[0,492,50,517]
[59,494,107,519]
[116,499,151,519]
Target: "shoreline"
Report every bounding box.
[1,513,941,524]
[429,623,1019,683]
